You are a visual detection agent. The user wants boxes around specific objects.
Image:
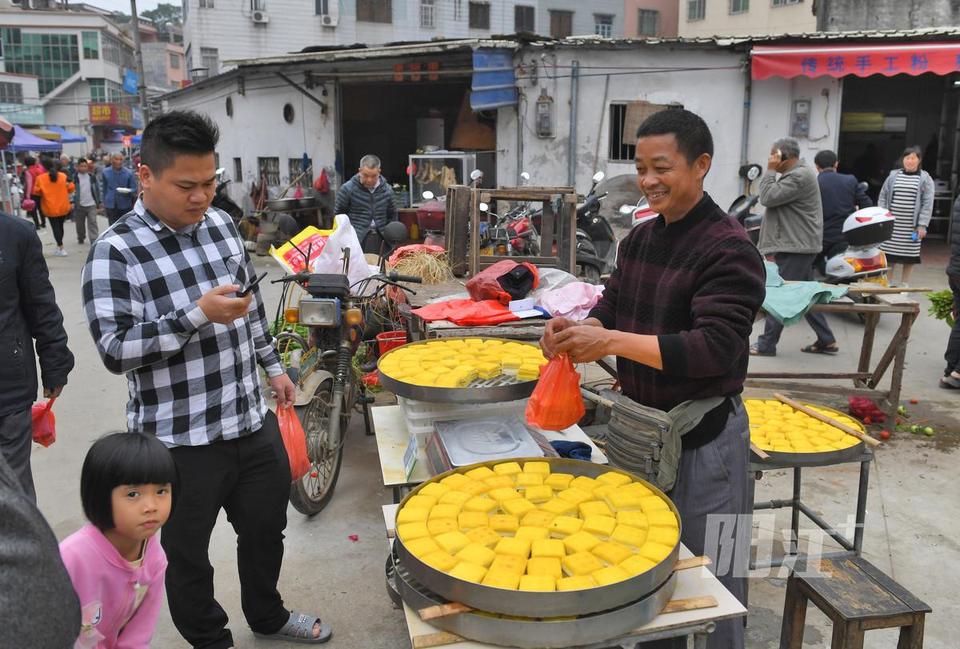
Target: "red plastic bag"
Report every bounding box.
[313,168,330,194]
[525,354,585,431]
[31,398,57,448]
[466,260,540,305]
[411,298,520,326]
[277,405,311,481]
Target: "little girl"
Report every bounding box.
[60,433,177,649]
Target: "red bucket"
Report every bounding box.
[377,330,408,355]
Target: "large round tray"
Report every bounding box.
[750,402,867,467]
[393,457,681,618]
[392,547,676,649]
[378,338,540,404]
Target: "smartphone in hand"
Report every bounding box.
[237,272,267,297]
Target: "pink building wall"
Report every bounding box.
[624,0,679,38]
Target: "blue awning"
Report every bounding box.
[47,125,86,143]
[8,125,62,152]
[470,48,517,111]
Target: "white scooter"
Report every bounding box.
[823,206,896,283]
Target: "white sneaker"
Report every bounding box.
[53,248,68,257]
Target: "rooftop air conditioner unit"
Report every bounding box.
[320,13,337,26]
[252,9,269,23]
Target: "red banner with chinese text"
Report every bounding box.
[88,103,134,126]
[752,43,960,80]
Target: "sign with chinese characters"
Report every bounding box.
[751,43,960,80]
[88,103,134,126]
[0,102,44,126]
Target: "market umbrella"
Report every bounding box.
[8,126,62,152]
[46,125,86,143]
[26,127,61,141]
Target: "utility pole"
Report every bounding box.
[129,0,150,125]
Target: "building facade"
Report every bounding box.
[678,0,816,37]
[138,21,186,92]
[182,0,624,78]
[0,7,142,152]
[817,0,960,31]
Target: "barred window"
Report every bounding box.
[258,157,280,186]
[468,2,489,29]
[288,157,313,188]
[0,81,23,103]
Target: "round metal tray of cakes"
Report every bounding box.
[391,457,681,639]
[377,338,545,404]
[746,399,867,467]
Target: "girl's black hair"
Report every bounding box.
[42,157,58,183]
[901,145,923,165]
[23,155,35,166]
[80,432,179,531]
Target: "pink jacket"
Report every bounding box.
[59,524,167,649]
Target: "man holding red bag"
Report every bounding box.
[542,109,765,649]
[0,126,74,502]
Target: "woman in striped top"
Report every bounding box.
[878,146,935,286]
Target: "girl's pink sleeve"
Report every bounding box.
[115,575,165,649]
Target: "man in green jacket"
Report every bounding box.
[751,137,837,356]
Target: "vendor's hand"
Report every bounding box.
[197,285,253,324]
[270,373,297,409]
[43,386,63,399]
[540,317,578,358]
[552,326,611,364]
[917,226,927,240]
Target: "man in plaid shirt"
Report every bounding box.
[82,111,331,647]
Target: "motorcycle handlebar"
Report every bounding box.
[388,272,423,284]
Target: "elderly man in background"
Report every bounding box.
[101,152,138,225]
[751,137,838,357]
[333,154,398,253]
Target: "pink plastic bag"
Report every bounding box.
[31,398,56,448]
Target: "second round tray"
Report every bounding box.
[393,457,681,619]
[378,338,540,404]
[750,402,867,467]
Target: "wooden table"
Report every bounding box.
[373,404,607,503]
[747,290,920,416]
[381,504,747,649]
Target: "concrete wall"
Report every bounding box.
[142,42,186,91]
[44,80,94,156]
[498,45,749,208]
[623,0,678,38]
[822,0,960,31]
[161,72,336,206]
[748,74,842,172]
[678,0,816,37]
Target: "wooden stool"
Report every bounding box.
[780,556,931,649]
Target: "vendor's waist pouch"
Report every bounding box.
[603,391,732,492]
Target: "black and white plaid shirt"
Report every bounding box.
[82,199,283,447]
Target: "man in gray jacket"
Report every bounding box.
[333,154,398,253]
[751,138,837,356]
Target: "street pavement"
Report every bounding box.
[24,213,959,648]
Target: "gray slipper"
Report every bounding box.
[940,375,960,390]
[254,612,333,644]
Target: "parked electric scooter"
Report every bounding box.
[822,206,895,284]
[575,172,617,283]
[211,167,244,223]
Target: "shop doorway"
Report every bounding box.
[838,73,956,237]
[339,78,497,206]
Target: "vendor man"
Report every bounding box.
[333,153,398,253]
[542,109,765,649]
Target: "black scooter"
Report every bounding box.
[211,168,244,223]
[575,172,617,284]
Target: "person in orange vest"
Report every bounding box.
[33,158,75,256]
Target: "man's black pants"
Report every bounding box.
[161,412,292,649]
[944,275,960,376]
[106,207,126,225]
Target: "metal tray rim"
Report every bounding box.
[394,550,678,649]
[748,401,868,467]
[394,457,681,618]
[378,338,540,404]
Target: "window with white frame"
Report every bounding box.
[420,0,436,28]
[453,0,462,21]
[730,0,748,13]
[0,81,23,103]
[199,0,214,8]
[687,0,705,20]
[637,9,659,36]
[594,14,613,37]
[772,0,801,5]
[200,47,219,74]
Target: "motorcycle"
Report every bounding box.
[271,221,421,515]
[575,172,617,284]
[211,167,244,223]
[419,169,485,248]
[477,201,541,256]
[822,206,894,284]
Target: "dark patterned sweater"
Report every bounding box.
[589,192,766,417]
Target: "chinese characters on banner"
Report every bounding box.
[752,44,960,80]
[88,103,134,126]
